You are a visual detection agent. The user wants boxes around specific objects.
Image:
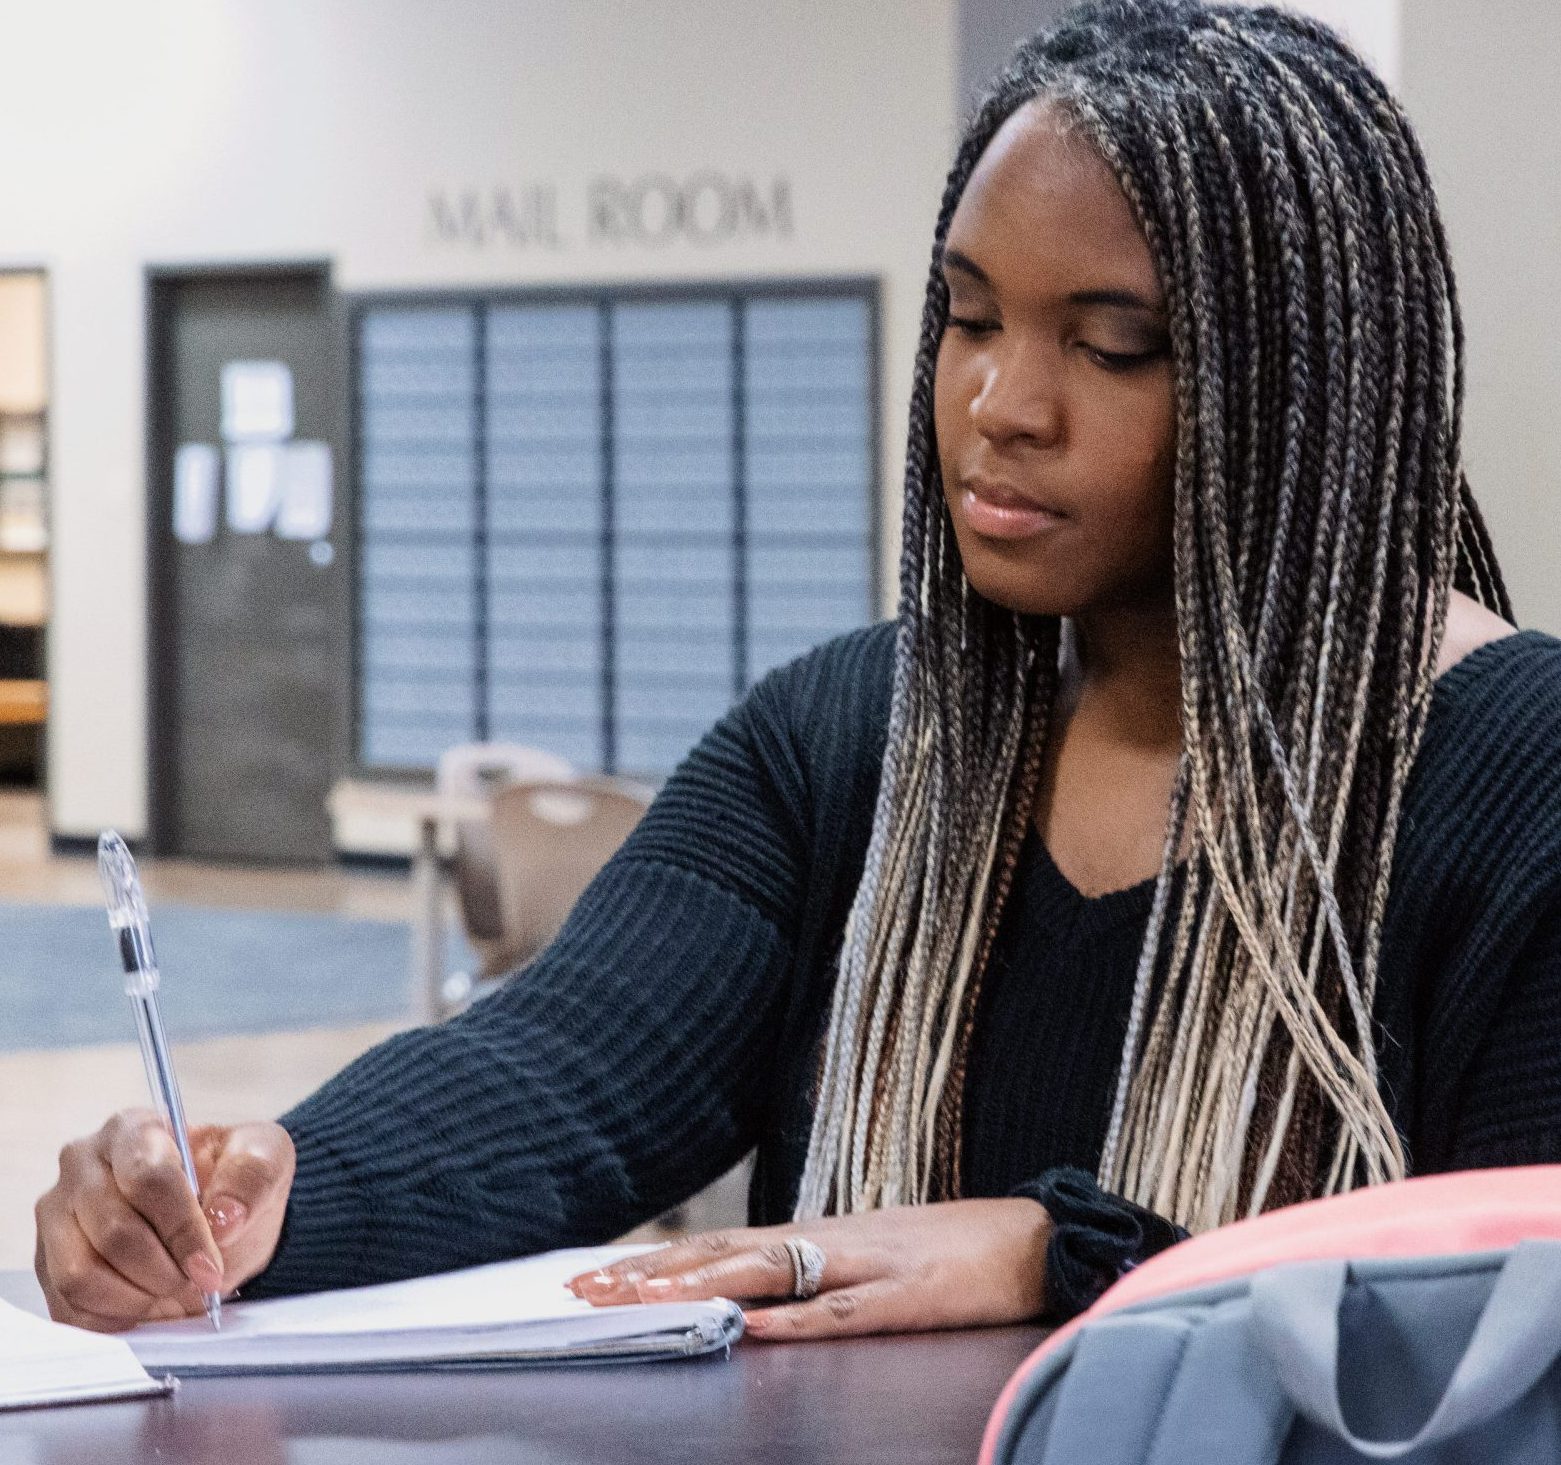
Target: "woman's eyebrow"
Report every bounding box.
[940,247,991,285]
[942,250,1164,315]
[1068,287,1165,314]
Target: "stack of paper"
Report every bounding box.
[0,1300,172,1410]
[127,1245,743,1375]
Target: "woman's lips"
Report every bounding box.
[958,481,1067,540]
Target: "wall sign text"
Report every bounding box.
[427,174,794,250]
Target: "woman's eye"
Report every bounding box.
[947,314,998,337]
[1082,343,1168,372]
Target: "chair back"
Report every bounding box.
[490,776,653,964]
[435,743,575,943]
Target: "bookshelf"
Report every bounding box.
[0,406,46,556]
[0,402,47,779]
[0,272,49,783]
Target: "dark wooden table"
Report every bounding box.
[1,1273,1046,1464]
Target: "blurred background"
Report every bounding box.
[0,0,1554,1268]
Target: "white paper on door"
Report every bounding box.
[221,360,294,442]
[172,442,220,545]
[275,440,333,540]
[225,443,285,533]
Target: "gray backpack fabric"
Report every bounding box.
[989,1239,1561,1463]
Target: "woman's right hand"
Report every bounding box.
[34,1109,295,1332]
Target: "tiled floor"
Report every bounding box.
[0,791,744,1274]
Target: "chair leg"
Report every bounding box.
[412,816,447,1022]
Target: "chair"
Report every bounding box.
[435,743,576,989]
[490,774,679,1222]
[488,775,654,969]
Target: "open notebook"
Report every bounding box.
[0,1301,172,1411]
[126,1245,743,1375]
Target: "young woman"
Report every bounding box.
[37,0,1561,1340]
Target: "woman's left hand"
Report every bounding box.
[565,1198,1051,1341]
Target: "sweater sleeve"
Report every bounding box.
[1013,883,1561,1322]
[1442,890,1561,1170]
[246,663,818,1298]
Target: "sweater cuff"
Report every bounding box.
[237,1124,372,1300]
[1011,1167,1188,1322]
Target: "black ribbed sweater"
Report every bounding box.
[251,625,1561,1301]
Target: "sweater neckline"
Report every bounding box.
[1024,628,1548,927]
[1022,830,1163,933]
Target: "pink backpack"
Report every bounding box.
[981,1167,1561,1463]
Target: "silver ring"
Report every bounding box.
[784,1236,827,1300]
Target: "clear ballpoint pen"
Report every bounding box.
[98,831,222,1331]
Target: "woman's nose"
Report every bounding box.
[968,349,1063,449]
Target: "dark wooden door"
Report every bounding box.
[148,267,346,863]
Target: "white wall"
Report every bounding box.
[1233,0,1400,86]
[1403,0,1561,636]
[22,1,957,839]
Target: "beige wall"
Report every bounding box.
[1403,0,1561,635]
[24,1,957,839]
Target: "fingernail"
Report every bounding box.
[183,1252,223,1291]
[639,1277,676,1297]
[587,1270,616,1287]
[742,1310,768,1335]
[204,1196,249,1236]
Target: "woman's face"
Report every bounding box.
[935,103,1176,620]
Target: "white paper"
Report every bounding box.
[126,1244,743,1374]
[173,442,220,545]
[276,440,333,540]
[221,359,294,442]
[0,1299,169,1410]
[225,443,284,533]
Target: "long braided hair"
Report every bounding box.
[795,0,1511,1233]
